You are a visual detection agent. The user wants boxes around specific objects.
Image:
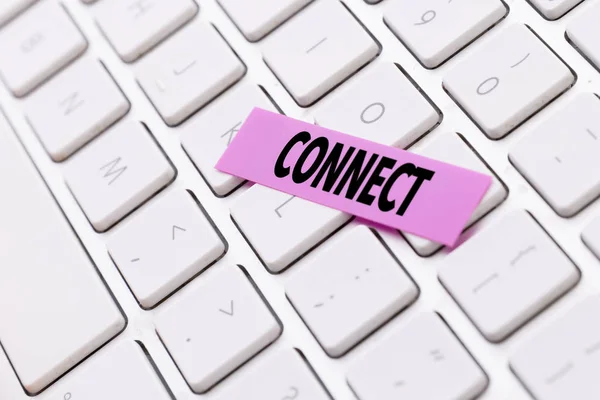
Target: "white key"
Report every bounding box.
[511,296,600,400]
[94,0,198,62]
[155,265,282,393]
[25,58,129,161]
[405,133,508,256]
[218,0,313,41]
[582,216,600,260]
[63,118,175,232]
[136,21,245,126]
[347,313,488,400]
[384,0,506,68]
[444,24,575,139]
[217,348,331,400]
[45,341,172,400]
[180,83,279,196]
[510,94,600,217]
[0,1,87,97]
[262,0,379,106]
[314,63,440,148]
[567,2,600,71]
[529,0,585,20]
[439,210,580,342]
[0,113,124,394]
[107,189,226,308]
[287,225,418,357]
[0,0,36,26]
[231,186,352,273]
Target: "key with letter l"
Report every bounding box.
[0,109,125,395]
[231,185,352,273]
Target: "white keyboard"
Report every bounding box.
[4,0,600,399]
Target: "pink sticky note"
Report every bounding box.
[216,108,492,246]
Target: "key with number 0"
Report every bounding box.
[444,24,575,140]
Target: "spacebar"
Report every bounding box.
[0,117,125,394]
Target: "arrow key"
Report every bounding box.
[107,188,227,308]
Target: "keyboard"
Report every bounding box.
[2,0,600,399]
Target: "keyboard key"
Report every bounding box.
[218,0,313,41]
[347,313,488,400]
[63,118,175,232]
[439,210,580,342]
[404,133,508,256]
[180,83,279,196]
[155,265,282,393]
[511,296,600,400]
[136,20,245,126]
[262,0,379,106]
[0,1,87,97]
[567,2,600,71]
[582,216,600,260]
[314,63,440,148]
[94,0,198,62]
[444,24,575,140]
[384,0,506,68]
[0,0,36,26]
[286,225,418,357]
[510,93,600,217]
[0,113,125,394]
[231,186,352,273]
[25,58,129,161]
[528,0,585,20]
[107,189,226,308]
[45,341,172,400]
[217,348,331,400]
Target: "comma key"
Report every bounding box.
[231,185,352,273]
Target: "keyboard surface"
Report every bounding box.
[2,0,600,399]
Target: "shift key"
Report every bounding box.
[0,115,125,394]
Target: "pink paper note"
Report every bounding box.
[216,108,492,246]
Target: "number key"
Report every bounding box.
[444,24,575,139]
[384,0,507,68]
